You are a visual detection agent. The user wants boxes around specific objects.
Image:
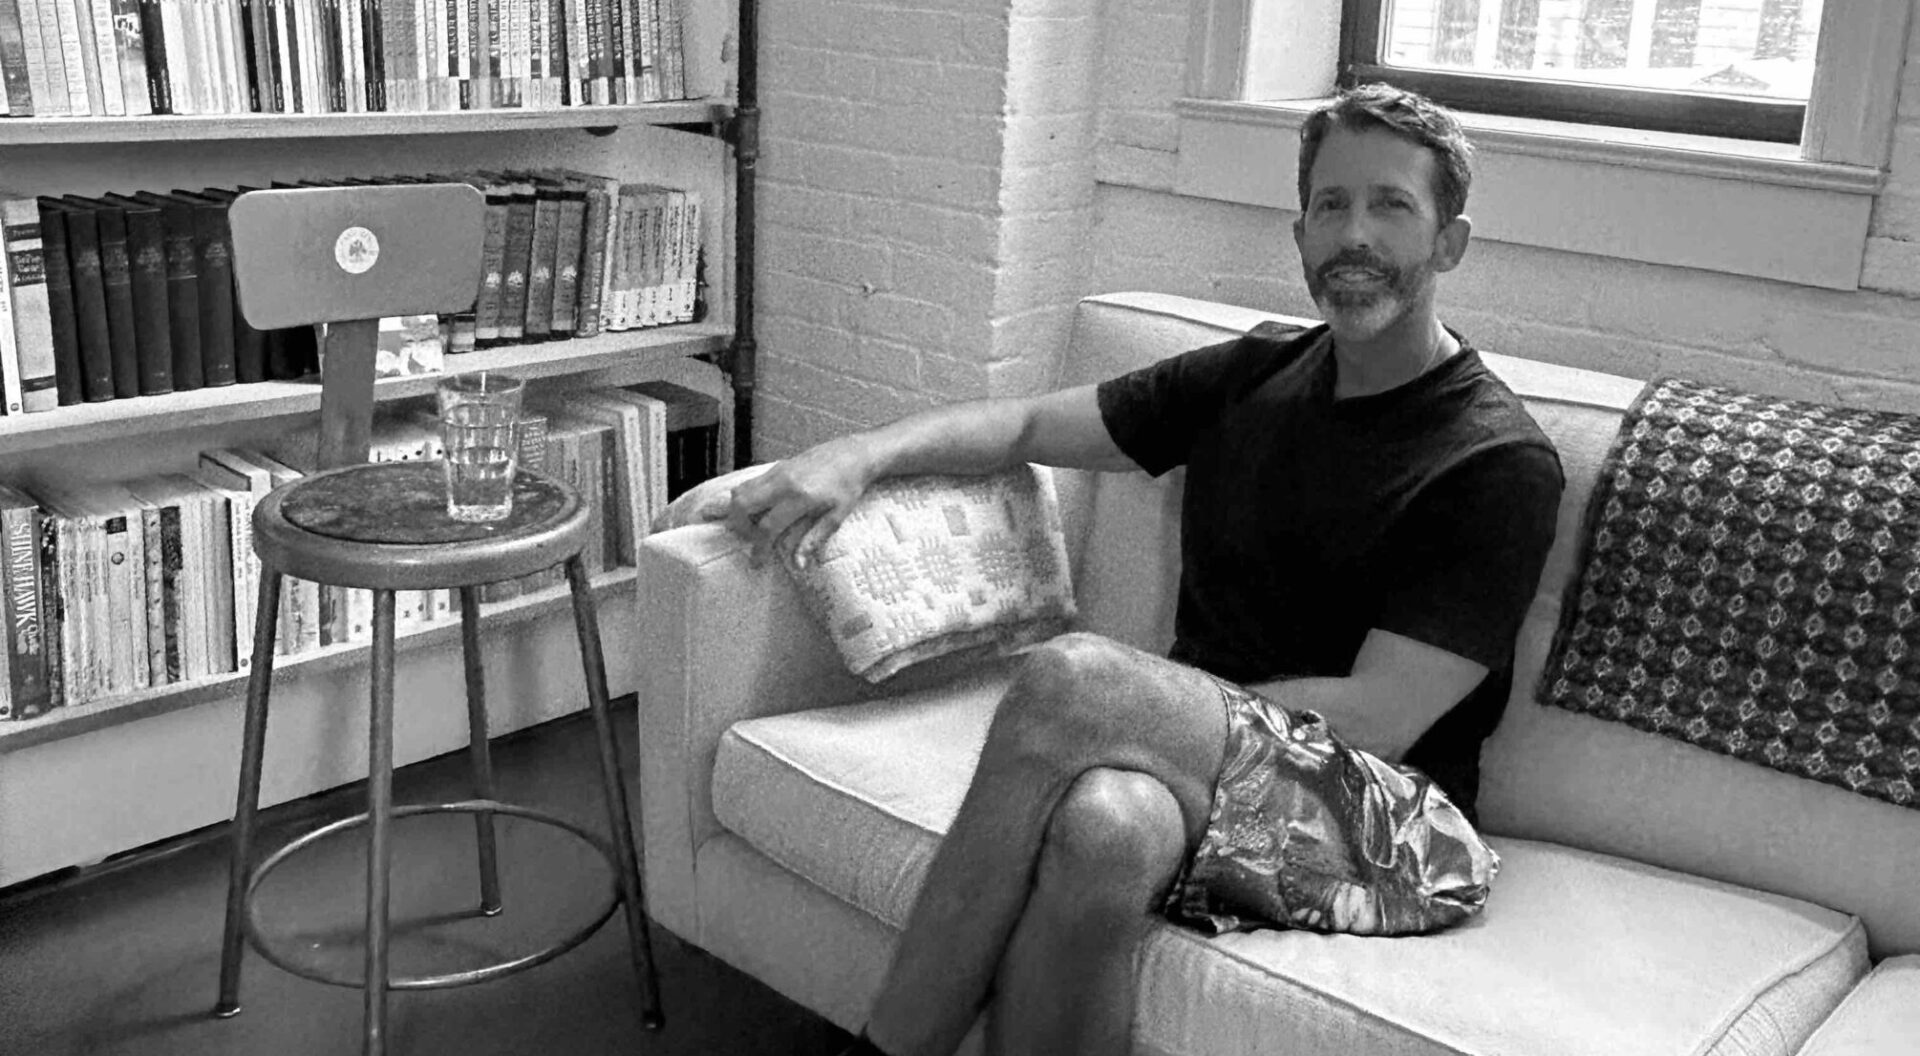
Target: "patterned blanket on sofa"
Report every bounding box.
[1539,377,1920,809]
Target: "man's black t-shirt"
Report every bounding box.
[1094,322,1564,818]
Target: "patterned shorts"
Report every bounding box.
[1162,679,1501,937]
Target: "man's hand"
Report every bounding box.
[724,435,875,569]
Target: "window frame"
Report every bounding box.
[1184,0,1909,169]
[1167,0,1908,290]
[1337,1,1806,143]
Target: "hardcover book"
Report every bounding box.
[0,484,52,719]
[131,190,203,390]
[99,192,175,396]
[0,0,34,113]
[0,193,59,413]
[30,196,85,404]
[43,198,118,403]
[66,196,142,398]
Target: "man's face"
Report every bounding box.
[1293,126,1464,341]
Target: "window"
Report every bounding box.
[1340,0,1823,142]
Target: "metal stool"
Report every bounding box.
[209,185,662,1055]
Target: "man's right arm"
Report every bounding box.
[725,384,1132,567]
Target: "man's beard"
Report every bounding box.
[1305,250,1431,340]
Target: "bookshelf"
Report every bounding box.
[0,0,760,891]
[0,567,640,755]
[0,322,731,455]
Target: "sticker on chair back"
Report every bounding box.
[334,226,380,274]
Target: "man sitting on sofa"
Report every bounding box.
[724,84,1565,1056]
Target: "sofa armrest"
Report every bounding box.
[634,521,876,939]
[1797,956,1920,1056]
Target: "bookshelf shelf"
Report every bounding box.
[0,103,732,145]
[0,322,732,455]
[0,565,639,755]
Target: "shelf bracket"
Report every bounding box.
[723,105,760,166]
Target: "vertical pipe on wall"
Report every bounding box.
[728,0,759,465]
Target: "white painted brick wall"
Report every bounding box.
[755,0,1103,457]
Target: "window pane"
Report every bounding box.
[1380,0,1823,102]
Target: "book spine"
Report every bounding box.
[471,184,507,344]
[677,189,699,322]
[87,0,127,113]
[176,488,207,679]
[31,201,82,406]
[548,190,583,336]
[271,0,294,111]
[155,503,182,682]
[522,187,558,339]
[571,178,607,338]
[0,205,23,416]
[238,0,262,110]
[558,0,578,105]
[31,0,71,115]
[360,0,379,108]
[496,186,533,341]
[49,0,89,112]
[0,0,35,112]
[137,503,165,683]
[1,501,51,718]
[108,0,150,113]
[33,510,60,708]
[58,206,119,403]
[123,206,174,395]
[11,0,49,116]
[72,0,109,115]
[193,202,237,386]
[202,489,234,672]
[4,200,62,407]
[97,508,139,692]
[91,206,144,398]
[155,199,202,389]
[136,0,166,112]
[154,0,186,114]
[226,487,255,667]
[641,0,656,101]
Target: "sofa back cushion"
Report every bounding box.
[1060,292,1920,957]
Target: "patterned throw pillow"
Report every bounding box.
[652,463,1079,681]
[789,465,1078,681]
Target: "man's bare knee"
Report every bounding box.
[1041,768,1187,893]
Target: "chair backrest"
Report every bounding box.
[229,184,486,469]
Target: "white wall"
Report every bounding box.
[751,0,1920,460]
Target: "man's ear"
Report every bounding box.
[1292,213,1306,248]
[1432,214,1471,273]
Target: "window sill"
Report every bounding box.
[1171,97,1885,291]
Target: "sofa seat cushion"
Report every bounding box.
[1796,955,1920,1056]
[713,683,1871,1056]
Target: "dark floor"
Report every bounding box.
[0,698,855,1056]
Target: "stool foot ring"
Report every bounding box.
[236,799,622,992]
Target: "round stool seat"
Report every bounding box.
[251,461,591,591]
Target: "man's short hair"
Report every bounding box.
[1297,83,1474,225]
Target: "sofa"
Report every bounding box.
[633,292,1920,1055]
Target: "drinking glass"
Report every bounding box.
[436,371,525,522]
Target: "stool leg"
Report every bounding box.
[215,570,285,1019]
[458,586,503,916]
[363,590,398,1056]
[565,556,663,1030]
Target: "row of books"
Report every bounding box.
[0,0,689,118]
[0,379,722,720]
[0,169,703,415]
